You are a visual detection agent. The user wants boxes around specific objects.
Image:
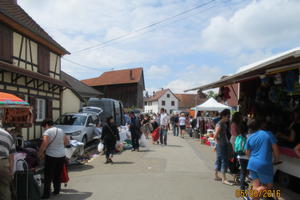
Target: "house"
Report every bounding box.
[81,67,145,109]
[61,71,103,114]
[175,93,206,111]
[0,0,69,140]
[144,89,179,114]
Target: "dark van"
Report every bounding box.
[86,98,124,126]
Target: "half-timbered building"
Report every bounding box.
[0,0,69,140]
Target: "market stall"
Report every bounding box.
[195,97,231,113]
[0,92,32,128]
[185,48,300,187]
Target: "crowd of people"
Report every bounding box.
[1,106,299,200]
[212,108,300,199]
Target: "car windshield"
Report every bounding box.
[55,115,87,126]
[82,107,103,114]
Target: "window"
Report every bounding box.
[167,94,170,98]
[162,100,165,106]
[36,99,46,121]
[144,102,147,106]
[38,44,50,75]
[0,23,12,62]
[171,101,175,106]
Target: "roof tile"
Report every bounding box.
[81,68,143,86]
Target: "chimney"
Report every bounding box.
[153,91,155,96]
[129,69,134,80]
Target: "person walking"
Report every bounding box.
[101,116,120,164]
[172,114,179,136]
[129,112,141,151]
[142,114,152,139]
[38,119,69,199]
[179,113,186,138]
[0,127,16,200]
[214,109,232,185]
[159,108,169,145]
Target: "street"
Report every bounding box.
[46,134,294,200]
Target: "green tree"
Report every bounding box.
[206,90,217,98]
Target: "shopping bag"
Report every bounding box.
[139,134,147,147]
[98,142,104,153]
[115,141,124,152]
[61,163,69,183]
[152,128,160,142]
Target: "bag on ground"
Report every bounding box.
[139,134,147,147]
[97,142,104,153]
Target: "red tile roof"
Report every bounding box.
[81,68,143,86]
[175,93,207,109]
[0,0,69,54]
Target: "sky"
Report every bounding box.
[18,0,300,94]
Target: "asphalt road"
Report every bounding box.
[52,134,300,200]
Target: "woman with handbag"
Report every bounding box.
[100,116,120,164]
[214,109,233,186]
[38,119,69,199]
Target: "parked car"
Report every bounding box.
[80,106,103,125]
[54,112,100,145]
[86,98,124,126]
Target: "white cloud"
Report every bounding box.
[147,65,171,79]
[165,65,223,93]
[201,0,300,54]
[17,0,224,75]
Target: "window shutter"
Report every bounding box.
[28,96,37,122]
[0,23,12,62]
[38,44,50,75]
[46,99,52,120]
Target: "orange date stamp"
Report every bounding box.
[235,189,281,198]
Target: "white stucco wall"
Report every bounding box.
[158,91,178,114]
[144,90,178,114]
[62,89,81,114]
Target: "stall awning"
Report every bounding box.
[195,97,231,112]
[185,47,300,92]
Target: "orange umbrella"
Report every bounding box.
[0,92,29,107]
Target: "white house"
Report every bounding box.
[144,89,179,114]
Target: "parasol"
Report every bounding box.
[0,92,30,107]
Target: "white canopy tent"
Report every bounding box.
[194,97,231,112]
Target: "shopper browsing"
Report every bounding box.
[179,113,186,138]
[159,108,169,145]
[246,118,280,196]
[101,116,120,164]
[129,112,141,151]
[38,119,69,199]
[214,109,232,185]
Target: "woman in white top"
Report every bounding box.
[38,119,69,199]
[179,113,187,138]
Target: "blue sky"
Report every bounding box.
[19,0,300,93]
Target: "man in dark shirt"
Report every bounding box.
[129,112,141,151]
[171,114,179,136]
[0,128,16,200]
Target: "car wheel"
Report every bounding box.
[277,171,291,187]
[82,135,88,146]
